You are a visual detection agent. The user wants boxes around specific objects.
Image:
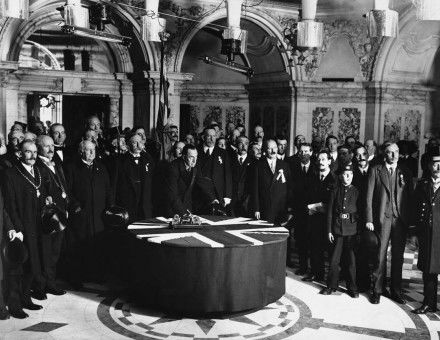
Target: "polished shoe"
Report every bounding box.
[9,309,28,319]
[23,302,43,310]
[31,291,47,300]
[46,287,66,296]
[347,290,359,298]
[369,292,381,304]
[390,293,406,305]
[0,307,10,320]
[295,269,307,276]
[319,287,336,295]
[412,304,437,314]
[302,274,315,282]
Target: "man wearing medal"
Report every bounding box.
[2,140,52,318]
[35,135,68,297]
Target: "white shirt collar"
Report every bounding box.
[21,162,34,176]
[38,155,51,163]
[277,154,285,160]
[359,165,369,173]
[204,145,215,155]
[320,169,330,179]
[385,163,397,171]
[368,154,374,161]
[331,151,338,160]
[238,154,247,162]
[301,161,311,169]
[267,157,276,166]
[82,159,93,166]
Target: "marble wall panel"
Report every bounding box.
[203,106,223,129]
[312,107,335,142]
[338,108,361,142]
[384,108,402,143]
[404,110,421,142]
[226,106,246,126]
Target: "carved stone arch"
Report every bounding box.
[3,0,156,73]
[373,5,440,82]
[172,6,292,77]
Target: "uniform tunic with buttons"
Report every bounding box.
[327,184,359,236]
[415,178,440,273]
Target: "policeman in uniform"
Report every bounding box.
[320,164,359,298]
[413,154,440,314]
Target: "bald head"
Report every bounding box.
[36,135,55,160]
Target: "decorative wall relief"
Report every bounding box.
[312,107,334,141]
[384,109,402,143]
[189,105,200,133]
[338,108,360,142]
[404,110,421,142]
[226,106,246,126]
[203,106,223,129]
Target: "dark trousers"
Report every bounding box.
[309,214,326,279]
[294,218,309,271]
[373,216,406,294]
[423,272,438,309]
[356,235,373,292]
[41,231,64,290]
[327,235,357,291]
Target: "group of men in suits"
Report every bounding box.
[0,116,439,320]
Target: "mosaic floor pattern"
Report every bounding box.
[0,243,439,340]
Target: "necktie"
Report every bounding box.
[320,174,324,181]
[239,157,243,165]
[389,167,393,176]
[30,167,34,177]
[205,148,210,156]
[302,166,306,174]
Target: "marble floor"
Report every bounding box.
[0,243,439,340]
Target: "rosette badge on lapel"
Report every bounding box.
[146,163,150,172]
[399,173,405,186]
[218,156,223,165]
[276,169,286,183]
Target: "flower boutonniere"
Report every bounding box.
[218,156,223,165]
[399,173,405,186]
[276,169,286,183]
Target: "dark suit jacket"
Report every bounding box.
[197,146,232,201]
[327,184,359,236]
[290,161,317,217]
[65,159,113,238]
[414,179,440,273]
[0,189,13,280]
[35,157,69,213]
[365,163,413,229]
[166,158,215,216]
[352,166,369,222]
[113,153,154,221]
[231,154,254,216]
[252,158,291,223]
[3,163,51,275]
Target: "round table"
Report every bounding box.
[125,216,289,314]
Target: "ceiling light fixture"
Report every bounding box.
[297,0,323,49]
[0,0,29,20]
[365,0,398,38]
[142,0,167,42]
[412,0,440,21]
[221,0,248,62]
[199,56,254,77]
[57,0,131,45]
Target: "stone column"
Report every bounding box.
[109,96,120,128]
[17,92,28,123]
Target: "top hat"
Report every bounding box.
[3,238,28,267]
[41,204,68,234]
[103,206,130,228]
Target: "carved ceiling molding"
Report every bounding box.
[402,32,440,55]
[281,18,381,81]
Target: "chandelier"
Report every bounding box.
[221,0,248,62]
[297,0,323,49]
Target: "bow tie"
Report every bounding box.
[54,146,64,151]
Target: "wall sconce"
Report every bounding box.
[365,0,398,38]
